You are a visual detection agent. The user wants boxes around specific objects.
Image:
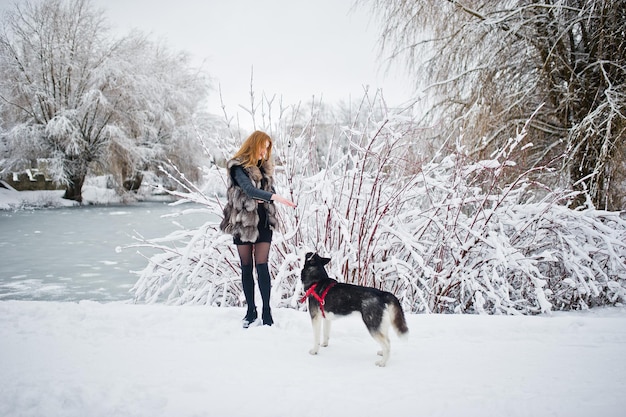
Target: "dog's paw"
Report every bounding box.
[321,341,329,347]
[309,348,319,355]
[375,360,387,367]
[377,350,383,356]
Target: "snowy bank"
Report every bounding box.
[1,301,625,417]
[0,179,174,210]
[0,188,75,210]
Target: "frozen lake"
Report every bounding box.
[0,202,209,302]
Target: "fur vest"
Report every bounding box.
[219,158,278,242]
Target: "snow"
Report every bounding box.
[1,301,625,417]
[2,186,626,416]
[0,184,119,210]
[0,176,179,210]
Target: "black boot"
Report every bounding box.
[262,307,273,326]
[242,308,257,328]
[257,263,273,326]
[241,265,257,328]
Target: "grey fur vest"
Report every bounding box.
[219,158,278,242]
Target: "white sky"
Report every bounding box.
[91,0,415,121]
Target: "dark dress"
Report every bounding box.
[231,165,274,245]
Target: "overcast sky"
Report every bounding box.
[2,0,415,124]
[93,0,414,118]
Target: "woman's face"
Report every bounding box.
[258,140,270,160]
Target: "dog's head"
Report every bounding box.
[304,252,331,268]
[301,252,331,286]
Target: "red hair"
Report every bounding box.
[232,131,273,167]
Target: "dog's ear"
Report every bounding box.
[305,252,332,266]
[320,256,331,266]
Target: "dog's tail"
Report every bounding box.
[387,295,409,337]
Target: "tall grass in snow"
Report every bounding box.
[127,95,626,314]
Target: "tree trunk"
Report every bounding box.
[63,174,86,203]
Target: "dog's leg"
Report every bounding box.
[372,311,392,366]
[309,312,322,355]
[321,318,331,347]
[371,330,391,367]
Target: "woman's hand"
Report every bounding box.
[271,194,297,208]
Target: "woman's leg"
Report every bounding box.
[237,244,257,326]
[254,242,273,325]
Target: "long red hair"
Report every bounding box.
[232,131,273,167]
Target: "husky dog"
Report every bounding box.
[300,252,409,367]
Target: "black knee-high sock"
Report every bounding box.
[256,263,271,308]
[256,263,273,325]
[241,264,255,312]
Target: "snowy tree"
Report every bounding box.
[100,34,209,193]
[0,0,208,201]
[361,0,626,210]
[126,93,626,314]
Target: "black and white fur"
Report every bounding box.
[301,252,409,367]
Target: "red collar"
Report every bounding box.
[300,282,336,318]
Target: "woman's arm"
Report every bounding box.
[232,166,297,208]
[232,166,273,202]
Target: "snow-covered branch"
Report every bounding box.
[127,95,626,315]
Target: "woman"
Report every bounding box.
[220,131,296,327]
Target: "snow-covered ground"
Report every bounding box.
[2,188,626,416]
[1,301,625,417]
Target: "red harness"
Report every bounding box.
[300,282,336,318]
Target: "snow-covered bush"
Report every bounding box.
[128,95,626,314]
